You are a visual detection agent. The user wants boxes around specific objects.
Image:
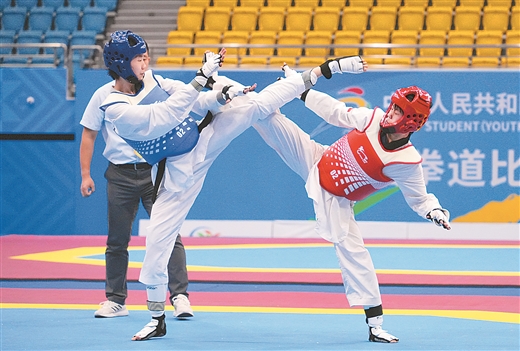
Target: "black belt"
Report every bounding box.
[153,111,214,203]
[113,162,152,170]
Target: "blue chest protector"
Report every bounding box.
[101,73,200,165]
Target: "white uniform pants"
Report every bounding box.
[254,111,382,307]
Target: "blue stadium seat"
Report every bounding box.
[54,6,80,32]
[70,29,96,67]
[15,29,42,54]
[28,6,54,31]
[0,29,16,55]
[68,0,91,9]
[1,6,27,32]
[41,0,64,10]
[33,29,69,64]
[94,0,117,11]
[1,0,13,10]
[14,0,37,8]
[80,6,106,33]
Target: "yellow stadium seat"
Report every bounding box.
[240,0,265,7]
[320,0,346,8]
[231,7,258,31]
[177,6,205,32]
[504,56,520,68]
[369,6,398,31]
[471,57,500,68]
[430,0,457,7]
[475,30,503,58]
[458,0,485,7]
[298,57,327,67]
[313,7,341,31]
[156,56,184,66]
[333,30,362,56]
[403,0,428,6]
[186,0,210,6]
[390,30,418,57]
[166,31,194,57]
[384,57,412,66]
[442,57,470,67]
[192,31,222,56]
[213,0,238,6]
[511,6,519,31]
[419,30,446,57]
[258,7,286,31]
[397,6,425,31]
[269,56,296,67]
[267,0,292,6]
[241,30,277,65]
[348,0,374,8]
[447,30,474,58]
[203,7,232,31]
[415,57,441,67]
[362,30,391,64]
[453,6,481,31]
[293,0,319,7]
[285,7,313,31]
[277,30,305,57]
[377,0,402,7]
[482,6,510,32]
[341,6,369,31]
[425,6,453,31]
[505,30,520,57]
[305,30,333,57]
[222,30,249,60]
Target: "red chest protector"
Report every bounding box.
[317,109,421,201]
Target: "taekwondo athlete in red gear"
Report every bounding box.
[252,59,451,343]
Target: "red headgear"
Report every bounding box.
[380,86,432,133]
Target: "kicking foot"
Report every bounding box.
[368,326,399,343]
[132,315,166,341]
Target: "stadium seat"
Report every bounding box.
[213,0,237,7]
[341,6,369,31]
[475,30,503,59]
[504,56,520,68]
[191,30,221,56]
[81,6,107,33]
[348,0,373,8]
[313,7,340,31]
[276,30,304,57]
[429,0,457,7]
[333,30,362,57]
[458,0,485,7]
[185,0,210,6]
[397,6,425,31]
[239,0,265,8]
[471,57,500,68]
[442,57,470,67]
[156,56,183,66]
[285,7,313,31]
[304,30,332,58]
[68,0,91,10]
[28,6,54,32]
[481,6,510,32]
[41,0,64,10]
[222,30,249,64]
[15,0,37,8]
[269,55,296,67]
[258,6,285,32]
[425,6,453,31]
[94,0,117,11]
[231,6,258,31]
[241,30,276,65]
[293,0,319,7]
[320,0,345,8]
[1,6,28,32]
[0,30,16,55]
[42,29,69,64]
[446,30,474,58]
[176,6,204,31]
[369,6,398,31]
[510,6,519,31]
[418,30,446,57]
[415,57,441,67]
[388,30,418,59]
[362,30,390,64]
[266,0,291,7]
[0,0,12,10]
[70,29,97,67]
[15,29,42,55]
[403,0,429,6]
[166,30,193,57]
[376,0,402,7]
[453,5,481,31]
[54,6,81,32]
[505,30,519,58]
[203,7,231,31]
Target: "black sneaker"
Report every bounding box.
[132,315,166,341]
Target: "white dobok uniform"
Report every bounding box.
[102,70,309,299]
[253,89,444,307]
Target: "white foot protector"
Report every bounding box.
[368,326,399,343]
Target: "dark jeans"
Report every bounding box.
[104,162,189,305]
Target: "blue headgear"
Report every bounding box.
[103,30,146,82]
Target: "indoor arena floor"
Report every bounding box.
[1,235,519,351]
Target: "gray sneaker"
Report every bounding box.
[94,300,129,318]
